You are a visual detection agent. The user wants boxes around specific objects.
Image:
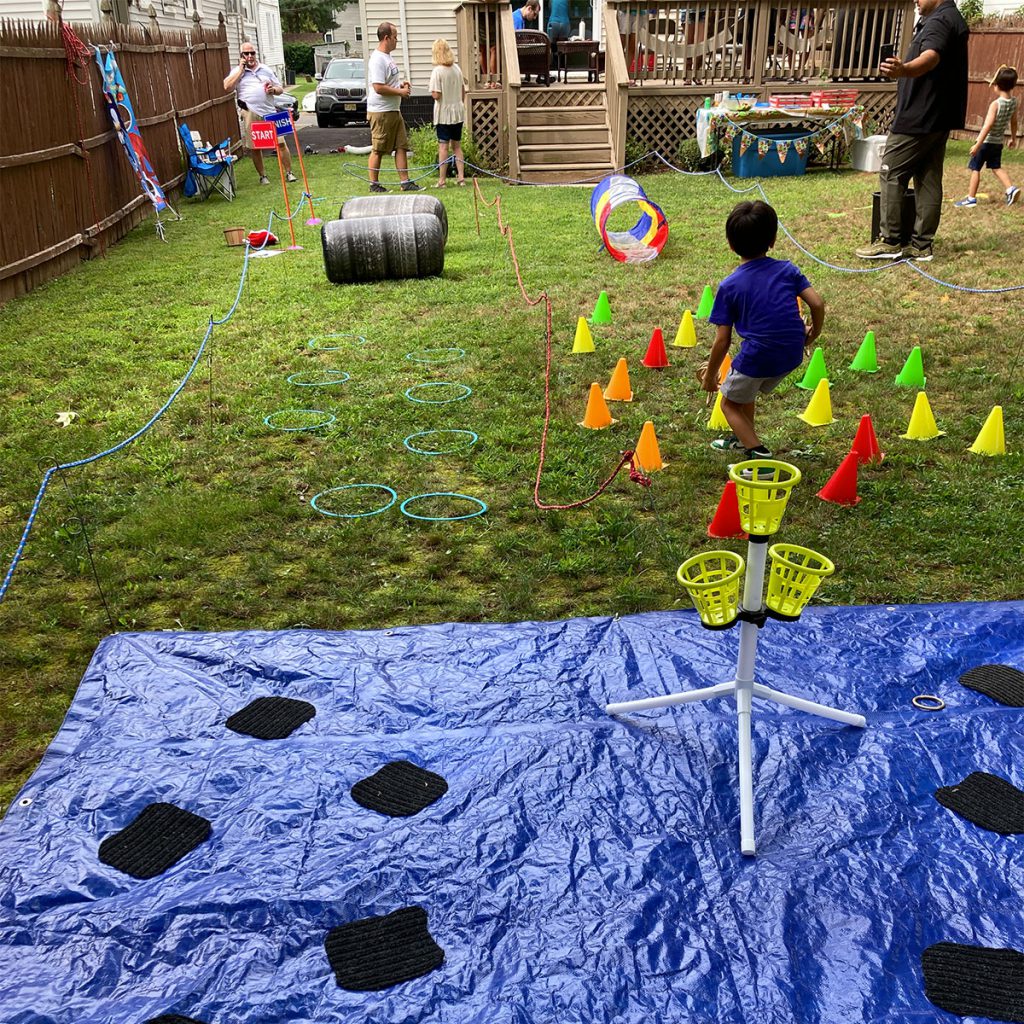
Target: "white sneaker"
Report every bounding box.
[286,172,298,183]
[258,175,270,185]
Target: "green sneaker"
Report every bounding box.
[855,239,903,260]
[710,435,744,452]
[904,244,933,263]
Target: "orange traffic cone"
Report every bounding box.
[850,413,884,465]
[604,358,633,401]
[718,352,732,384]
[580,382,616,429]
[817,451,861,506]
[642,328,670,368]
[707,480,747,539]
[634,420,665,471]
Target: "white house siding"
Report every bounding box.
[256,0,283,67]
[360,0,459,91]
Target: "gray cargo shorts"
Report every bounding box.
[719,368,789,404]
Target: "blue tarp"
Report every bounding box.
[1,602,1021,1024]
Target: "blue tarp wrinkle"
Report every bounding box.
[0,602,1022,1024]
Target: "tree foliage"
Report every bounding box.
[284,42,315,74]
[280,0,347,35]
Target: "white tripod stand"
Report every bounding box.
[606,465,866,856]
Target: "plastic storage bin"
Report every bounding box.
[851,134,887,172]
[731,130,811,178]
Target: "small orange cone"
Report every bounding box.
[604,358,633,401]
[708,480,748,539]
[817,451,861,506]
[580,382,616,429]
[634,421,665,472]
[642,328,670,368]
[718,352,732,384]
[850,414,884,465]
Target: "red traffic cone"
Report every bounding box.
[641,327,670,368]
[817,451,861,506]
[707,480,748,539]
[850,413,884,465]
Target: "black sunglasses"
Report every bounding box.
[241,51,256,56]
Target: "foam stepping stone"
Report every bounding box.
[935,772,1024,835]
[351,760,448,817]
[325,906,444,991]
[99,802,211,879]
[959,664,1024,708]
[147,1016,209,1024]
[225,696,316,739]
[922,941,1024,1022]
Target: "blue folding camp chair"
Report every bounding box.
[178,122,237,201]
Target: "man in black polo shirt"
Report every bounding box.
[856,0,969,262]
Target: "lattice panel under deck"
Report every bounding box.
[519,88,605,108]
[627,94,702,157]
[468,96,503,169]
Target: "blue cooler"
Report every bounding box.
[732,129,811,178]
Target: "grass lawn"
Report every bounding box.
[1,141,1022,810]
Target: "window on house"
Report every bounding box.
[354,25,362,41]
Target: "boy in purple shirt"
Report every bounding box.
[702,200,824,460]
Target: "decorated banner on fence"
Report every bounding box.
[94,47,168,213]
[713,105,866,165]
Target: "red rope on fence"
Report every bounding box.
[60,21,104,257]
[472,178,650,510]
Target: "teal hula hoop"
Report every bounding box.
[404,382,472,404]
[311,483,398,518]
[287,369,351,386]
[404,347,466,364]
[400,492,488,521]
[264,409,336,431]
[403,429,479,456]
[307,333,368,351]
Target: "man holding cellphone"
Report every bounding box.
[856,0,969,262]
[223,44,297,185]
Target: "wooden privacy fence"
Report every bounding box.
[0,19,239,303]
[965,26,1024,138]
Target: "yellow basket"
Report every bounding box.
[728,460,802,536]
[676,550,745,629]
[765,543,835,620]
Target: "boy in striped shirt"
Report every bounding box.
[954,65,1019,207]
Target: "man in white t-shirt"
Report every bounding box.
[366,22,421,192]
[223,43,296,185]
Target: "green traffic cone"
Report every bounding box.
[696,285,714,319]
[850,331,878,373]
[796,346,828,390]
[591,290,612,325]
[895,345,926,388]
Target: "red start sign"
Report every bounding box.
[249,121,278,150]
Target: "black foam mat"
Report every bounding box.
[325,906,444,991]
[936,772,1024,835]
[147,1016,208,1024]
[922,942,1024,1022]
[225,696,316,740]
[98,802,211,879]
[959,664,1024,708]
[351,760,448,817]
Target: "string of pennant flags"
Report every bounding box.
[711,106,867,163]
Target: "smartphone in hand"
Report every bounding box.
[879,43,896,65]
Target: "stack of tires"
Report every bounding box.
[321,194,447,284]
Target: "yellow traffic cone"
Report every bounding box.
[797,378,834,426]
[580,382,616,429]
[634,420,665,472]
[968,405,1004,455]
[673,309,697,348]
[708,391,730,430]
[901,391,944,440]
[572,317,595,354]
[604,358,633,402]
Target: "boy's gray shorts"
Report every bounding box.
[720,368,789,404]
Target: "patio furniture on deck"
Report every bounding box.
[515,30,552,84]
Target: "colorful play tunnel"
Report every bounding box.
[590,174,669,263]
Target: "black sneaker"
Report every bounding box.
[904,244,933,263]
[401,181,423,192]
[369,182,388,193]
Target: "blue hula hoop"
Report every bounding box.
[400,492,488,521]
[404,347,466,364]
[404,382,472,404]
[308,333,368,351]
[264,409,336,431]
[287,369,351,386]
[403,429,479,456]
[311,483,398,518]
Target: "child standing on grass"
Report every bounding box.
[429,39,467,188]
[955,65,1019,208]
[703,200,825,463]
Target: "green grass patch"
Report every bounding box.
[1,143,1022,809]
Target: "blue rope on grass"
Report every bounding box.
[400,492,488,521]
[404,382,472,404]
[403,429,479,455]
[311,484,398,518]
